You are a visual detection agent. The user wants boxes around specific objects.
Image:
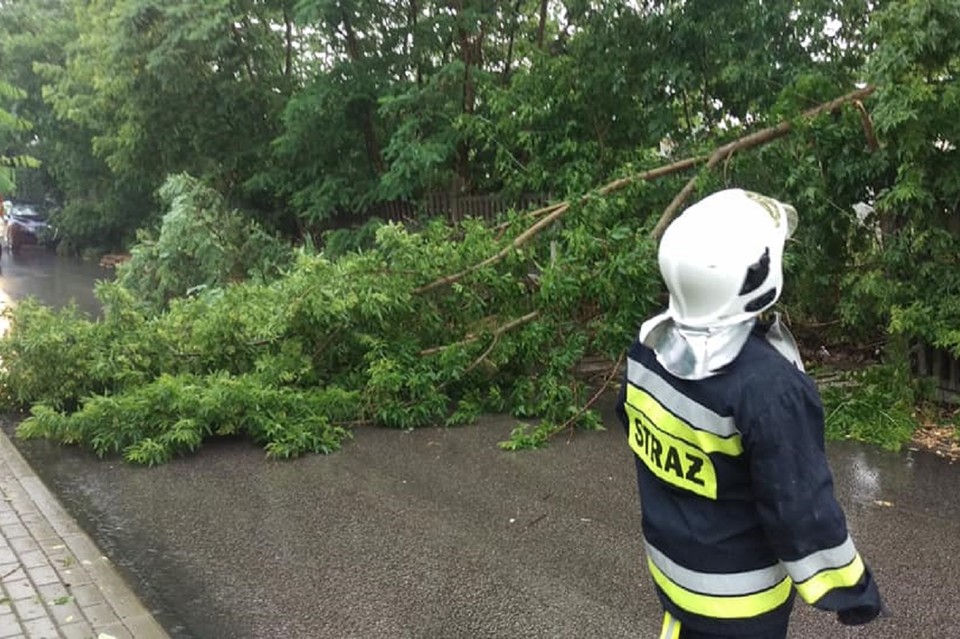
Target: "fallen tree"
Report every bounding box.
[417,86,880,445]
[0,86,882,464]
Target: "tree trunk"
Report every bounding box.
[503,0,523,83]
[283,3,293,80]
[536,0,548,49]
[455,2,484,190]
[409,0,422,87]
[340,7,386,175]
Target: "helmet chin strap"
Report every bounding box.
[639,312,803,380]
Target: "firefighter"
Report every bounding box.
[616,189,883,638]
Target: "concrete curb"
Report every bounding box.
[0,430,169,638]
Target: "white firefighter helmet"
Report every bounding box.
[657,188,797,329]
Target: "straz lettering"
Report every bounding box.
[626,404,717,499]
[684,454,704,484]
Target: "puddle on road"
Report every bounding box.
[0,249,110,318]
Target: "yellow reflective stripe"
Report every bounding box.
[648,557,793,619]
[659,611,681,639]
[626,402,718,499]
[794,553,865,604]
[626,384,743,456]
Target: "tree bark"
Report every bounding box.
[455,1,484,190]
[407,0,423,87]
[283,3,293,80]
[229,24,256,83]
[536,0,548,49]
[503,0,524,83]
[340,7,386,175]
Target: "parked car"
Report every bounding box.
[5,203,56,252]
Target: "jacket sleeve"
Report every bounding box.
[743,373,883,625]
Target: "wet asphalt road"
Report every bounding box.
[4,402,960,639]
[0,248,108,318]
[2,253,959,638]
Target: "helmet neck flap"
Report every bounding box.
[640,312,803,380]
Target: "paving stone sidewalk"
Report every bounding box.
[0,431,169,639]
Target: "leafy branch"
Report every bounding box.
[547,352,625,442]
[418,85,877,294]
[651,85,877,238]
[420,311,540,356]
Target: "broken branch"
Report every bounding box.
[416,156,707,294]
[419,311,540,356]
[548,351,625,442]
[650,85,877,239]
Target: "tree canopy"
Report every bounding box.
[1,0,890,237]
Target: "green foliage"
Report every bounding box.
[499,411,605,452]
[0,0,898,246]
[0,301,102,410]
[0,78,38,193]
[1,0,293,248]
[116,174,292,311]
[321,218,385,259]
[0,184,664,462]
[6,0,960,460]
[836,0,960,358]
[845,226,960,354]
[821,364,920,451]
[18,374,355,465]
[51,199,136,254]
[267,75,383,223]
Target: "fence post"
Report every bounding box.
[450,179,462,223]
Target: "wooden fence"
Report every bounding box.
[908,210,960,402]
[913,342,960,404]
[329,192,552,229]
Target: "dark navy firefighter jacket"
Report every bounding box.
[616,324,882,635]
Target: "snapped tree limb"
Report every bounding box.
[415,156,706,293]
[419,310,540,356]
[418,85,877,293]
[546,351,625,443]
[650,85,877,239]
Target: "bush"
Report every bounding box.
[321,217,385,259]
[116,174,293,312]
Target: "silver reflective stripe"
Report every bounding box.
[782,536,858,583]
[645,540,787,595]
[627,358,740,438]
